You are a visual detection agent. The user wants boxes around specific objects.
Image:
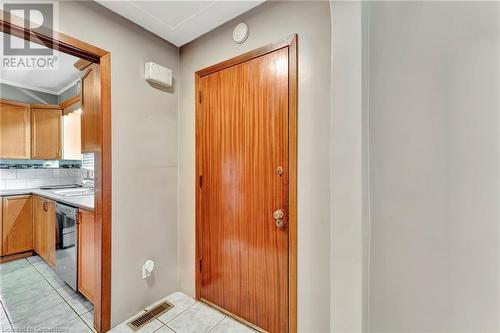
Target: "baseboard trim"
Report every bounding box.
[0,250,35,263]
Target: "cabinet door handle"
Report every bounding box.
[43,202,48,212]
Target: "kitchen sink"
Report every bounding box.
[52,188,94,197]
[40,184,82,190]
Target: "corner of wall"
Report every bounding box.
[330,1,366,332]
[361,2,372,332]
[329,3,335,331]
[176,39,183,295]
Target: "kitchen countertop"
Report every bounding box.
[0,188,94,211]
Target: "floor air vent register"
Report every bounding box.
[127,301,174,331]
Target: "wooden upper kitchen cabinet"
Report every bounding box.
[62,104,82,160]
[0,100,31,159]
[31,106,63,160]
[78,208,95,303]
[32,196,56,267]
[80,64,100,153]
[60,95,82,160]
[2,196,33,256]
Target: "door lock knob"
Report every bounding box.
[273,209,284,219]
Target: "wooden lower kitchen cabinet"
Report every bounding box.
[32,196,56,267]
[1,196,33,256]
[78,208,95,304]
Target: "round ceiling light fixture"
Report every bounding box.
[233,23,249,44]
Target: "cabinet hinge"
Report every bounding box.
[199,258,202,271]
[199,175,203,188]
[198,91,202,104]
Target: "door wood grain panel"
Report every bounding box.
[198,47,290,333]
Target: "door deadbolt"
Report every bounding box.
[273,209,284,220]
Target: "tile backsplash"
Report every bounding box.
[0,168,86,190]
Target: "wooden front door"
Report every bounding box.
[197,44,294,333]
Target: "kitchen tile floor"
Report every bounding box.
[0,256,94,332]
[1,257,256,333]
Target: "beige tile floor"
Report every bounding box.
[110,292,257,333]
[1,257,257,333]
[0,256,93,332]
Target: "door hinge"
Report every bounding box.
[198,91,202,104]
[199,175,203,188]
[199,258,202,271]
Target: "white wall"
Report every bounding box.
[330,1,365,332]
[178,1,332,331]
[58,2,179,325]
[367,2,500,331]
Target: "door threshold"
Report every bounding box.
[201,298,267,333]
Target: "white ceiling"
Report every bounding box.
[96,0,264,47]
[0,33,81,95]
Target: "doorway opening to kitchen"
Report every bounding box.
[0,11,111,333]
